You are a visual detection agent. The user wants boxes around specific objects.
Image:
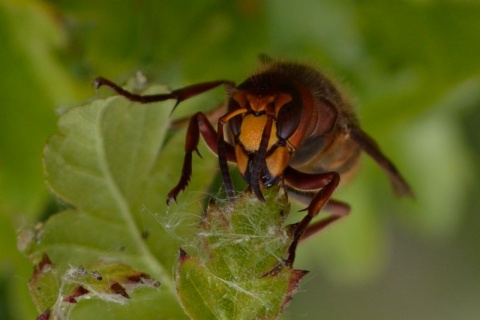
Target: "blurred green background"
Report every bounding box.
[1,0,479,319]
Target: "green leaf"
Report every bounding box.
[176,188,306,320]
[21,80,218,319]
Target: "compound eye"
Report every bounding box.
[276,101,302,140]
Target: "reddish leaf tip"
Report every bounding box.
[110,282,130,299]
[63,286,89,303]
[178,248,190,262]
[36,308,51,320]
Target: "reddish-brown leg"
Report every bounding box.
[281,167,342,267]
[285,186,350,239]
[94,77,232,108]
[284,187,350,241]
[167,112,235,204]
[300,199,350,241]
[217,107,249,200]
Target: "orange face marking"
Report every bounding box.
[265,146,291,181]
[239,114,278,152]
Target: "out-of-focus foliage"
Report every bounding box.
[1,0,479,319]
